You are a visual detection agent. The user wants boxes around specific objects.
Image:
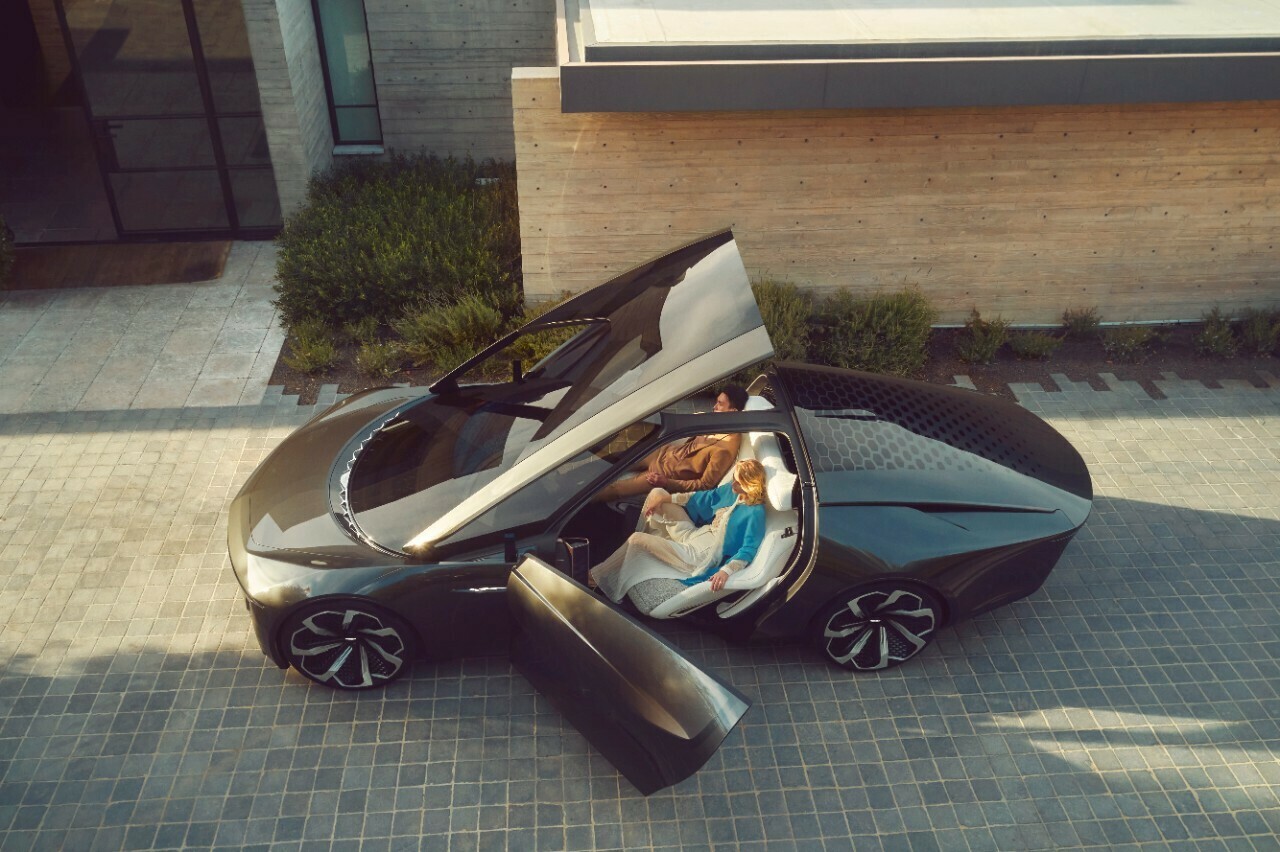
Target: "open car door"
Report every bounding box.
[507,557,750,795]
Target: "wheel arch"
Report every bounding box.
[274,594,427,669]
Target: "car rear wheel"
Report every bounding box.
[282,602,414,690]
[815,583,942,672]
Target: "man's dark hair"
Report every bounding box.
[721,384,749,411]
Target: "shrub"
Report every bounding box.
[1062,306,1101,339]
[954,309,1010,364]
[1238,307,1280,356]
[0,217,14,286]
[274,154,520,329]
[508,291,577,368]
[393,292,507,370]
[355,341,403,380]
[814,288,936,377]
[1194,307,1239,358]
[733,279,814,383]
[282,318,338,373]
[1102,325,1154,363]
[1009,331,1062,360]
[344,316,381,346]
[754,279,813,362]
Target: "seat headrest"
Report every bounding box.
[744,396,773,412]
[765,466,797,511]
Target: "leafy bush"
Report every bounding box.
[754,279,813,362]
[733,279,814,383]
[274,154,520,329]
[355,341,402,380]
[508,291,577,368]
[814,288,936,377]
[1238,307,1280,356]
[0,217,14,286]
[1009,331,1062,360]
[393,293,507,370]
[1102,326,1154,363]
[1194,307,1238,358]
[1062,306,1101,339]
[343,316,381,346]
[954,309,1010,364]
[282,318,338,373]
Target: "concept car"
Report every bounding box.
[229,231,1092,794]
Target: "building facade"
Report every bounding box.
[2,0,1276,323]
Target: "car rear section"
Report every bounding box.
[759,363,1093,638]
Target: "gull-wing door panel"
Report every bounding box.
[507,557,750,795]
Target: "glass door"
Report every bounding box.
[56,0,279,238]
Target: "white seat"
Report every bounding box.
[641,428,800,620]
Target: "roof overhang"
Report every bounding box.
[555,0,1280,113]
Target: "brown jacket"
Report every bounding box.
[651,433,742,493]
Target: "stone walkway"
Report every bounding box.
[0,269,1278,849]
[0,243,284,414]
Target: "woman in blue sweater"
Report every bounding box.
[590,459,767,604]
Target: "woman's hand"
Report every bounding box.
[709,569,730,592]
[643,489,671,517]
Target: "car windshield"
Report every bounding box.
[344,233,769,552]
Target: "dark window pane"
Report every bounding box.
[109,170,228,231]
[218,116,271,167]
[191,0,263,114]
[335,106,382,145]
[62,0,204,116]
[229,168,282,229]
[107,118,216,169]
[314,0,381,144]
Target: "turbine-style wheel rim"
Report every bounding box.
[288,608,406,689]
[822,588,937,671]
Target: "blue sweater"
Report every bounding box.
[679,483,766,585]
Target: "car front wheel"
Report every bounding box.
[815,583,942,672]
[282,603,414,690]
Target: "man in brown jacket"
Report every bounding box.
[597,385,748,500]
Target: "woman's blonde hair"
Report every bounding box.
[732,459,767,506]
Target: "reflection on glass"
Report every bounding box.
[109,170,228,231]
[105,118,216,170]
[218,116,271,167]
[314,0,382,143]
[191,0,262,114]
[62,0,204,116]
[335,106,382,145]
[229,168,282,229]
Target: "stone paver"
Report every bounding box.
[0,357,1278,849]
[0,242,285,414]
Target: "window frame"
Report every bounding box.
[310,0,384,146]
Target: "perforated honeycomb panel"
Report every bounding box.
[797,411,992,474]
[777,364,1091,497]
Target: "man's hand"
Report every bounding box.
[644,471,670,488]
[709,570,730,592]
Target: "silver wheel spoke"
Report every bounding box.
[889,620,931,653]
[318,646,354,683]
[829,626,872,664]
[291,639,342,658]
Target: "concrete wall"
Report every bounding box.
[365,0,555,160]
[241,0,333,217]
[513,68,1280,324]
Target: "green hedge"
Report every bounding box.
[813,288,936,377]
[274,154,520,329]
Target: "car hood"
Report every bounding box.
[235,387,421,560]
[778,364,1092,526]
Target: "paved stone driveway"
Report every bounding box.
[0,307,1278,848]
[0,243,283,414]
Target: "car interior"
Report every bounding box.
[557,393,804,622]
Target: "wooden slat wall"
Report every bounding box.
[367,0,555,160]
[513,70,1280,323]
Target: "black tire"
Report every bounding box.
[281,602,415,690]
[814,583,942,672]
